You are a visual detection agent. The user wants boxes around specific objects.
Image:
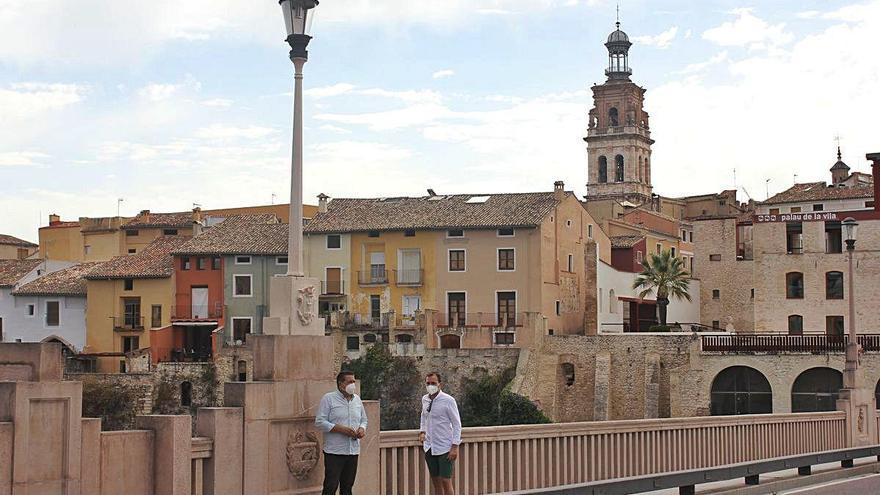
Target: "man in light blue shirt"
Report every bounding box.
[315,371,368,495]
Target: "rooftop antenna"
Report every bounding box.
[794,173,798,184]
[271,193,277,205]
[193,202,202,209]
[616,2,621,28]
[733,168,737,189]
[117,198,124,217]
[765,178,771,199]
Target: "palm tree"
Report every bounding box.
[632,250,691,327]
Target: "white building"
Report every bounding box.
[0,259,78,350]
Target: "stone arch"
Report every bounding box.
[598,156,608,183]
[791,367,842,412]
[615,155,625,182]
[41,335,77,356]
[710,366,772,415]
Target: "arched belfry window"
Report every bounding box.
[638,157,643,180]
[615,155,624,182]
[598,156,608,183]
[608,107,619,127]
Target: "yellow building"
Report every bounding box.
[0,234,38,260]
[84,236,186,372]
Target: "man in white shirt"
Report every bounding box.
[315,371,368,495]
[419,372,462,495]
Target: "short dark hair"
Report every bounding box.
[337,370,355,385]
[426,372,442,383]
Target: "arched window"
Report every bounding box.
[644,157,650,183]
[786,272,804,299]
[615,155,624,182]
[788,315,803,335]
[875,379,880,408]
[608,289,616,314]
[826,271,844,299]
[638,156,643,181]
[560,363,575,386]
[181,381,193,407]
[598,156,608,183]
[710,366,772,415]
[608,107,619,127]
[791,367,842,412]
[237,360,247,382]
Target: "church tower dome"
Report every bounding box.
[605,21,632,81]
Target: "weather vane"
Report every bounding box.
[616,2,621,28]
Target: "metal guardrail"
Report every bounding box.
[702,334,880,353]
[497,445,880,495]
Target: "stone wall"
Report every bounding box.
[412,348,521,398]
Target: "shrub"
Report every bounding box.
[81,378,142,431]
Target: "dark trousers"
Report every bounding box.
[322,453,358,495]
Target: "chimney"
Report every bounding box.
[48,214,60,226]
[317,193,330,213]
[191,207,203,235]
[868,152,880,212]
[139,210,150,222]
[553,181,565,201]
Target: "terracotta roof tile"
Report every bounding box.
[0,234,37,248]
[174,215,287,256]
[762,182,874,205]
[304,192,564,234]
[611,235,644,248]
[13,262,101,296]
[86,236,188,279]
[123,211,193,230]
[0,259,42,287]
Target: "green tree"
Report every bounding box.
[498,392,551,425]
[632,250,691,327]
[346,343,394,400]
[460,367,549,426]
[81,378,142,431]
[345,344,421,430]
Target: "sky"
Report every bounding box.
[2,0,879,243]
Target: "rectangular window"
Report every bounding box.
[211,256,221,270]
[769,208,780,215]
[45,301,60,327]
[128,249,136,254]
[447,229,464,238]
[567,254,574,272]
[326,235,341,249]
[826,316,844,336]
[404,229,416,237]
[235,255,251,265]
[367,231,380,238]
[498,228,515,237]
[26,304,35,317]
[197,257,207,270]
[163,229,178,235]
[813,204,824,212]
[181,256,191,270]
[681,229,686,240]
[825,221,842,254]
[84,245,91,255]
[122,336,140,353]
[736,223,754,260]
[867,201,876,208]
[276,256,288,265]
[671,247,677,257]
[370,295,381,320]
[786,272,804,299]
[588,224,593,239]
[788,315,803,335]
[555,300,561,316]
[637,250,643,263]
[369,252,386,283]
[751,288,755,299]
[497,291,516,327]
[123,298,141,328]
[232,318,252,343]
[689,232,693,242]
[493,332,515,345]
[709,254,721,261]
[712,320,720,329]
[126,229,138,237]
[151,305,162,328]
[791,207,801,213]
[498,249,515,271]
[690,257,694,273]
[124,279,134,291]
[448,250,465,272]
[826,271,844,299]
[656,243,662,255]
[712,289,720,300]
[346,336,359,351]
[786,222,803,254]
[233,275,253,297]
[447,292,466,326]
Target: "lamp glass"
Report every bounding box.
[280,0,317,37]
[842,217,858,243]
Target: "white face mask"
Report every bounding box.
[426,384,439,396]
[344,383,357,395]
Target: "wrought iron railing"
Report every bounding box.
[701,334,880,353]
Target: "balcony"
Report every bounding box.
[171,302,223,321]
[394,269,423,287]
[701,334,880,353]
[321,280,346,295]
[358,268,389,286]
[113,316,144,332]
[433,312,524,330]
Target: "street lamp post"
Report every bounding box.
[279,0,319,277]
[842,217,859,386]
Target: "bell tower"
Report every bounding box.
[584,20,655,205]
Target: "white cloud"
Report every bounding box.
[796,10,821,19]
[0,83,86,122]
[318,125,352,134]
[703,8,794,49]
[675,51,728,75]
[0,151,50,167]
[633,26,679,49]
[138,83,181,102]
[194,124,278,140]
[432,69,456,79]
[201,98,234,107]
